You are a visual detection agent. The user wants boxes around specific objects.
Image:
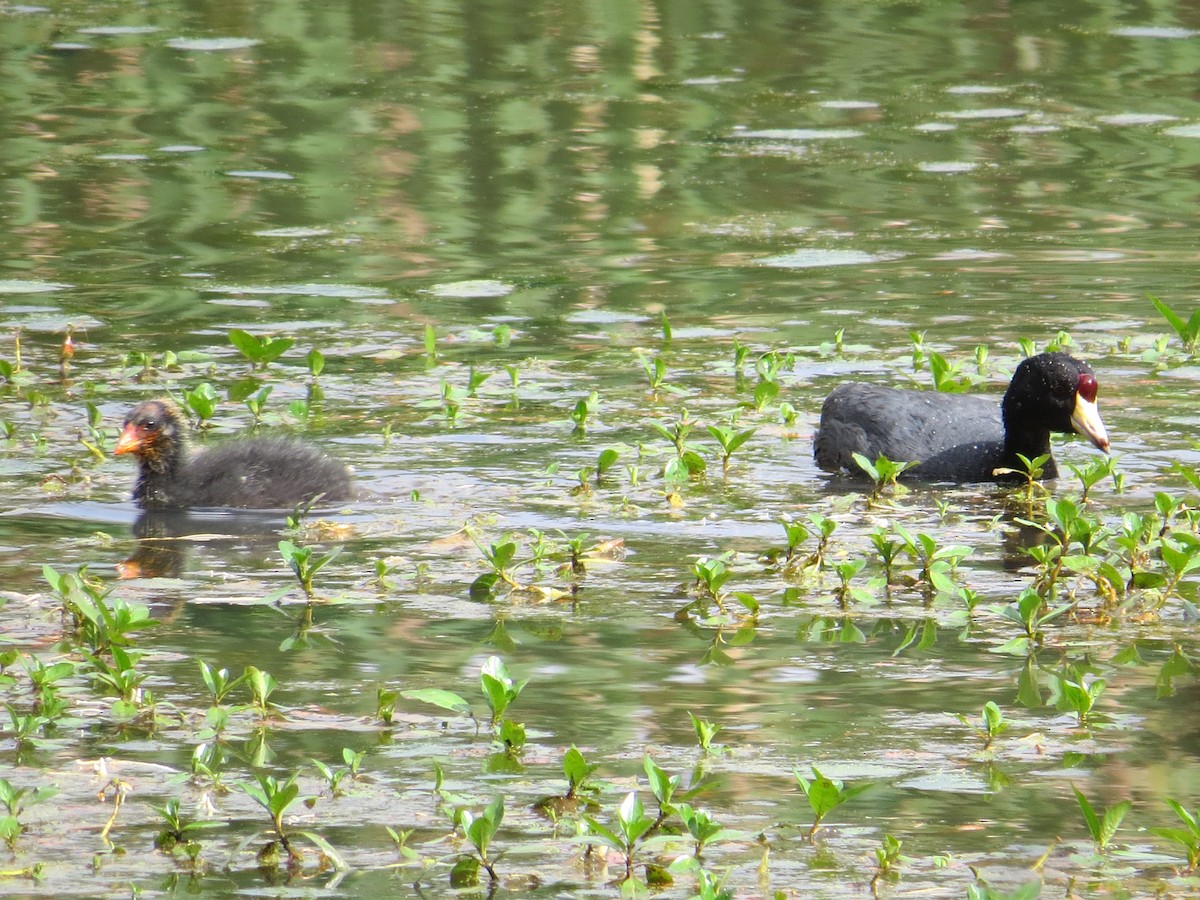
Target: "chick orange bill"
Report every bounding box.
[114,423,146,456]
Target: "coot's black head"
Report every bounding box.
[114,399,188,474]
[1001,352,1109,452]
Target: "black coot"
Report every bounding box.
[115,399,355,509]
[813,352,1110,482]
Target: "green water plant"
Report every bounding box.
[229,329,294,370]
[1049,666,1107,726]
[153,798,224,852]
[1002,452,1052,503]
[637,351,671,393]
[84,646,149,717]
[0,777,55,849]
[401,685,473,721]
[669,858,734,900]
[183,382,219,425]
[956,701,1010,752]
[909,331,928,371]
[451,796,505,885]
[79,401,107,459]
[751,377,779,413]
[1157,533,1200,606]
[197,660,246,707]
[437,378,466,422]
[691,555,758,619]
[707,421,755,474]
[479,655,527,730]
[893,525,971,598]
[779,518,810,569]
[384,825,423,867]
[755,349,790,384]
[570,391,599,435]
[643,755,681,830]
[581,790,662,885]
[238,771,344,870]
[871,833,904,894]
[466,365,491,396]
[794,765,870,837]
[689,712,722,754]
[869,527,906,586]
[676,804,730,859]
[182,741,230,793]
[1151,799,1200,870]
[778,513,837,572]
[278,539,341,599]
[243,385,272,424]
[1150,294,1200,355]
[471,534,521,595]
[402,655,527,748]
[995,588,1076,655]
[306,347,324,379]
[243,666,280,719]
[312,748,365,797]
[652,412,707,481]
[535,745,602,817]
[24,658,75,722]
[1067,455,1119,503]
[195,704,231,743]
[595,447,620,484]
[1072,784,1130,853]
[423,324,438,363]
[927,349,978,392]
[732,338,751,376]
[563,746,601,800]
[43,565,156,655]
[833,558,870,608]
[819,327,845,357]
[376,686,397,724]
[851,453,915,504]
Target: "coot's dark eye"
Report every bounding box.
[142,419,160,432]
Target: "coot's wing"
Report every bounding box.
[814,383,1002,474]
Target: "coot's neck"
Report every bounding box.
[1000,406,1058,480]
[133,439,189,508]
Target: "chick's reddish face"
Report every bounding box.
[114,419,160,456]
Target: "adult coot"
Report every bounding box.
[115,399,355,509]
[812,352,1110,482]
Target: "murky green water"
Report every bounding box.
[3,1,1200,897]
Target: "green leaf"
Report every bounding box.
[449,855,480,887]
[400,688,472,715]
[1150,294,1189,343]
[643,756,678,807]
[1099,800,1132,848]
[269,781,300,818]
[597,448,620,474]
[580,816,626,852]
[228,328,263,359]
[1073,784,1101,841]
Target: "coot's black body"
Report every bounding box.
[812,352,1110,483]
[115,399,354,510]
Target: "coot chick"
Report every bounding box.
[115,399,354,509]
[813,352,1110,483]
